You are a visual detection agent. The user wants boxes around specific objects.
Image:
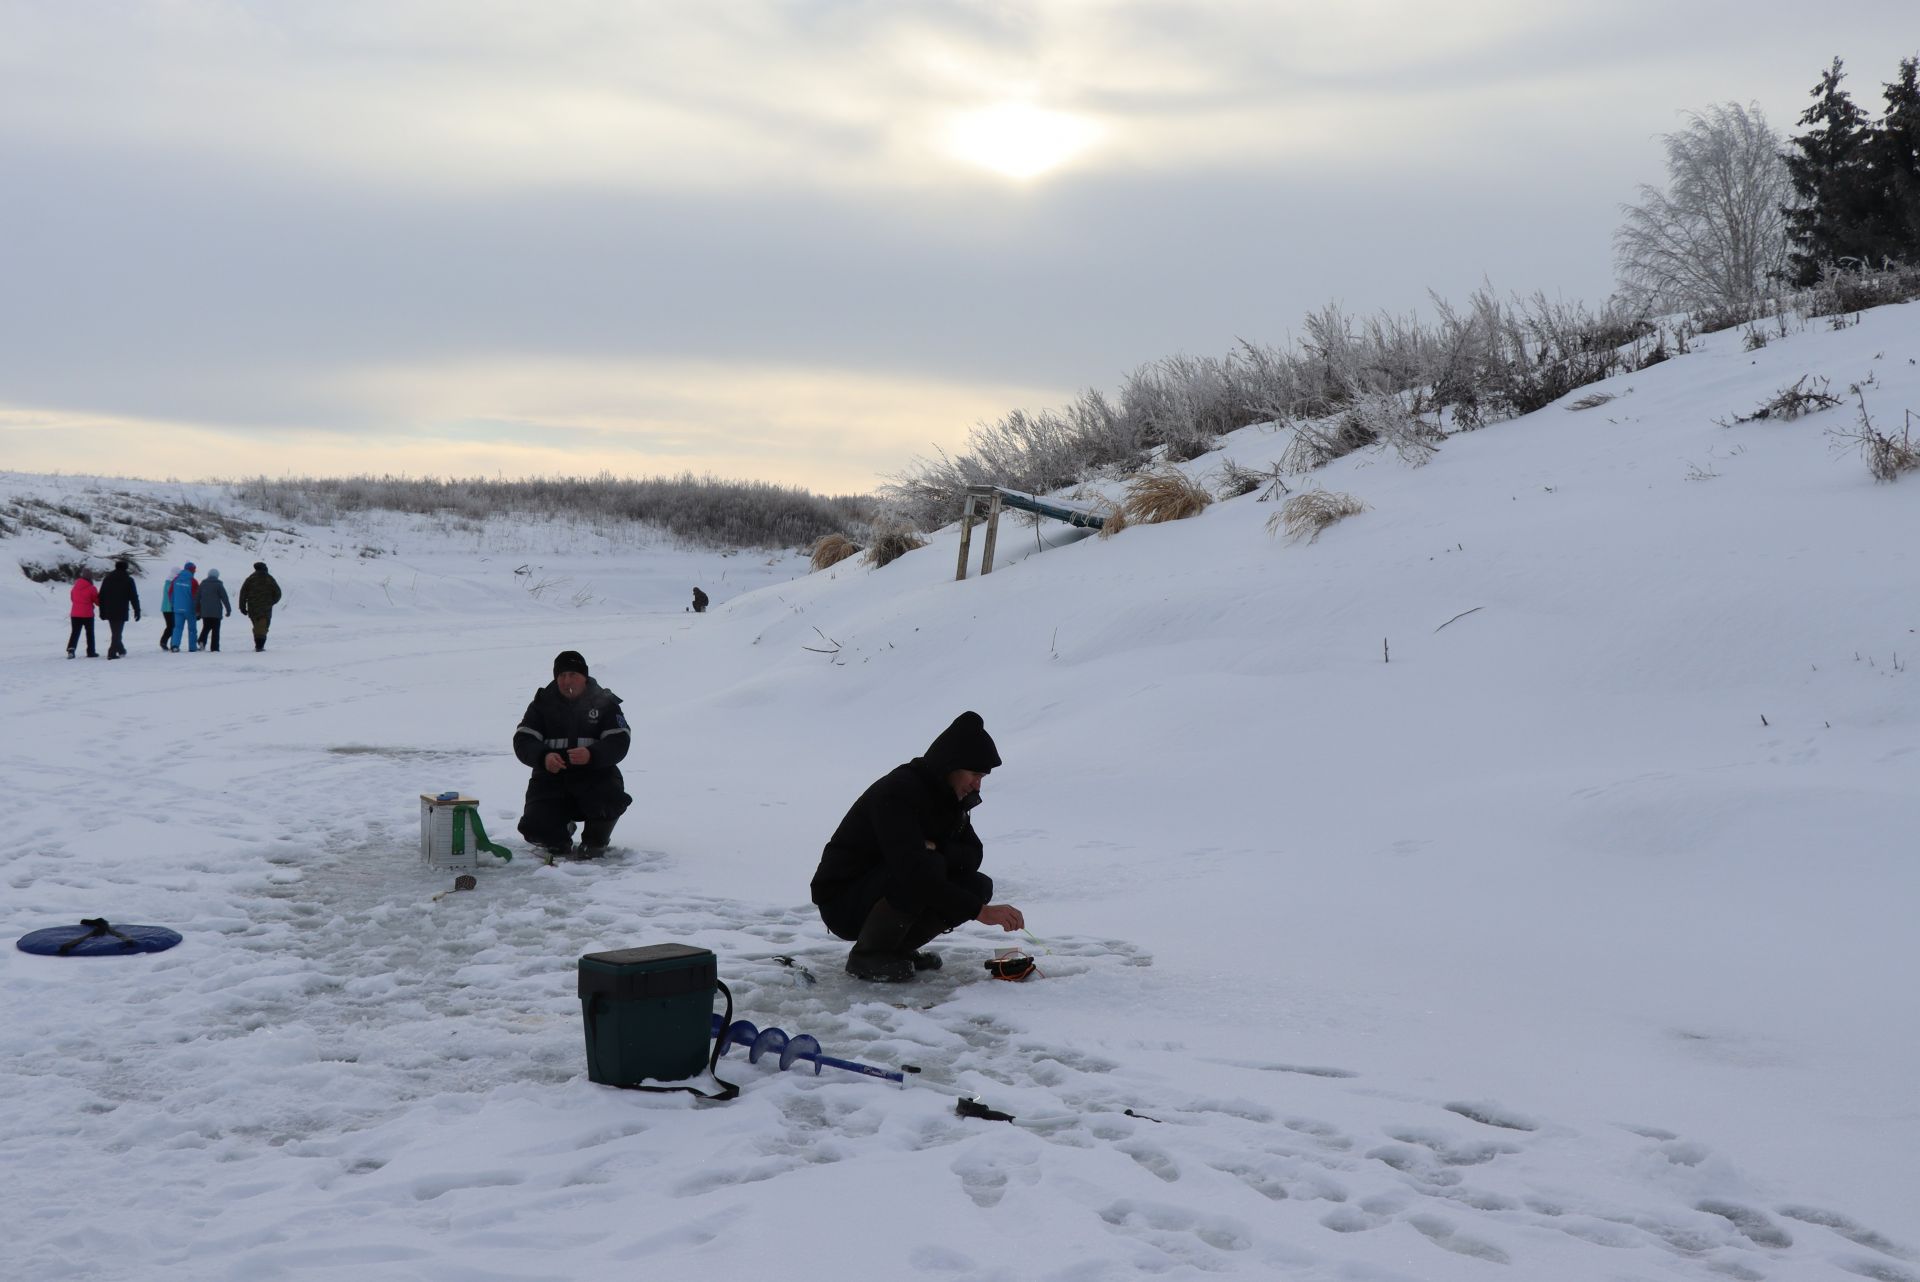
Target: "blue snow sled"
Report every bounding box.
[17,918,183,957]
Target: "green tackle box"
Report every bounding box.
[578,943,717,1087]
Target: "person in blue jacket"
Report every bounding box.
[167,563,201,652]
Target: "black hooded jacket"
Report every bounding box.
[811,712,1002,926]
[95,567,142,622]
[513,678,633,817]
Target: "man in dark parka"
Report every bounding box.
[811,711,1026,982]
[513,650,633,858]
[237,561,282,651]
[95,560,142,660]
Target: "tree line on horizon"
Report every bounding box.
[234,472,875,553]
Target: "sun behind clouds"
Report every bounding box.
[944,101,1100,180]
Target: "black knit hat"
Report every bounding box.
[553,650,589,677]
[923,711,1001,774]
[253,561,267,573]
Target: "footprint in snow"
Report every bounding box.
[1444,1100,1540,1131]
[1780,1205,1916,1259]
[1097,1198,1251,1261]
[1384,1125,1518,1166]
[1696,1200,1794,1249]
[1406,1212,1512,1264]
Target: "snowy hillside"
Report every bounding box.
[3,301,1917,1281]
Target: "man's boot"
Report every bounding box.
[846,899,916,982]
[579,818,615,857]
[899,916,946,971]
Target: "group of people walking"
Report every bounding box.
[65,559,283,658]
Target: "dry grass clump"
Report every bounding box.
[864,524,927,568]
[1726,374,1842,424]
[1120,468,1212,526]
[809,532,860,571]
[1092,496,1129,539]
[1862,428,1920,481]
[1269,490,1368,543]
[1213,458,1266,499]
[1830,399,1920,482]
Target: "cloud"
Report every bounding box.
[0,0,1820,192]
[1,1,1914,490]
[0,357,1064,492]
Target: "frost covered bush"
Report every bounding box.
[1284,393,1440,473]
[1804,263,1920,319]
[884,287,1650,524]
[1271,491,1368,543]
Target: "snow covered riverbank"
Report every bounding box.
[3,301,1917,1280]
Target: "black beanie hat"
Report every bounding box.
[253,561,267,573]
[553,650,589,677]
[923,711,1001,774]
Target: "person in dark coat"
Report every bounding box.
[237,561,282,651]
[512,650,632,859]
[691,586,709,613]
[159,564,178,650]
[196,568,233,651]
[810,711,1026,982]
[95,559,142,659]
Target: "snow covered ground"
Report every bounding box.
[3,303,1918,1281]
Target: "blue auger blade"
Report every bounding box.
[783,1034,823,1074]
[748,1026,789,1065]
[717,1017,761,1055]
[709,1014,902,1083]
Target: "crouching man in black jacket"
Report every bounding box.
[811,711,1026,982]
[513,650,632,858]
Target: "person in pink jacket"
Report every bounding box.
[67,572,99,659]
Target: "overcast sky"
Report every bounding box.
[1,2,1912,493]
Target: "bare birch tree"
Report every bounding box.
[1613,102,1792,312]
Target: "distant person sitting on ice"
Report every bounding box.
[810,711,1026,982]
[512,650,632,859]
[691,586,709,613]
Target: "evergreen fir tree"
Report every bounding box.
[1783,58,1876,284]
[1868,57,1920,265]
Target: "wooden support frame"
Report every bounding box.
[955,484,1103,581]
[955,486,1007,580]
